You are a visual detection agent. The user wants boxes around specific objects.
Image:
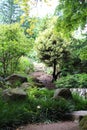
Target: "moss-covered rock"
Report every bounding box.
[79,116,87,130]
[53,88,72,100]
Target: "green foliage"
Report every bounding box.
[0,23,31,77]
[21,18,37,39]
[72,93,87,110]
[0,99,30,128]
[35,16,57,35]
[69,36,87,61]
[63,37,87,74]
[80,46,87,60]
[0,87,87,128]
[79,116,87,130]
[0,0,23,24]
[55,73,87,88]
[17,56,34,74]
[36,28,67,66]
[55,0,87,38]
[0,87,73,128]
[35,19,70,80]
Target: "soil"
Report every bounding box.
[17,121,80,130]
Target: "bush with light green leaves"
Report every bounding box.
[0,23,32,77]
[17,56,34,74]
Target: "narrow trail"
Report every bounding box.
[17,121,80,130]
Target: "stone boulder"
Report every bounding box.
[31,76,45,88]
[2,88,27,100]
[71,111,87,122]
[53,88,72,100]
[5,74,28,87]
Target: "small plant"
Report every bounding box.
[79,116,87,130]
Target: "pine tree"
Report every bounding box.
[0,0,22,24]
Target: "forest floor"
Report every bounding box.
[17,121,80,130]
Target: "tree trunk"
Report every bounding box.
[52,60,62,82]
[52,60,57,81]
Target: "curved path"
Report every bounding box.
[17,121,80,130]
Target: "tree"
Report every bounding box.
[21,17,37,39]
[35,27,70,81]
[0,0,22,24]
[54,0,87,69]
[66,36,87,74]
[55,0,87,38]
[0,23,31,77]
[79,36,87,60]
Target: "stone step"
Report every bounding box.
[66,111,87,122]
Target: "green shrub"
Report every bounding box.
[27,87,74,122]
[72,93,87,110]
[55,73,87,88]
[1,87,87,129]
[0,87,73,128]
[79,116,87,130]
[0,24,31,77]
[17,56,34,74]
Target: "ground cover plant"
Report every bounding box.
[0,87,87,129]
[55,73,87,88]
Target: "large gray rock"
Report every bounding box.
[68,111,87,122]
[53,88,72,100]
[5,74,28,87]
[2,88,27,100]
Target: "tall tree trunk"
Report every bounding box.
[52,60,62,82]
[52,60,57,81]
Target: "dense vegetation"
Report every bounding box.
[0,0,87,129]
[55,73,87,88]
[0,87,87,129]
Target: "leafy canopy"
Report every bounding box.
[55,0,87,38]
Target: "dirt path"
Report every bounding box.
[17,121,80,130]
